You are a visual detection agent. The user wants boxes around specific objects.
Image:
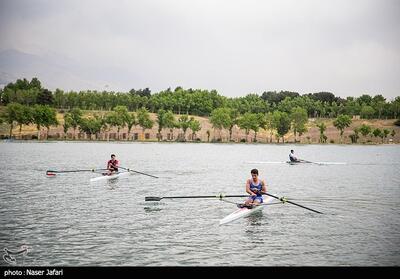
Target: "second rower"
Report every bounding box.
[107,154,119,175]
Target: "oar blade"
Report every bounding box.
[145,196,163,201]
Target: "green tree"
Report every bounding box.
[372,128,382,142]
[68,108,83,140]
[264,112,275,143]
[15,105,33,137]
[126,112,137,141]
[177,114,191,141]
[238,113,260,142]
[382,129,390,143]
[390,97,400,119]
[359,124,372,143]
[360,105,375,119]
[372,95,386,119]
[29,77,42,90]
[189,117,201,141]
[63,113,73,139]
[137,107,153,139]
[210,108,231,141]
[156,109,176,141]
[333,114,352,143]
[316,122,327,143]
[54,89,66,109]
[357,94,372,106]
[37,89,54,105]
[272,111,291,143]
[32,105,58,140]
[227,109,239,142]
[156,109,167,141]
[79,116,102,140]
[109,105,130,140]
[350,127,360,143]
[255,113,267,142]
[1,103,22,138]
[164,111,176,141]
[291,107,308,142]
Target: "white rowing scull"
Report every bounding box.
[90,171,131,182]
[144,192,323,224]
[219,196,275,225]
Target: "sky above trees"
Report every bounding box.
[0,0,399,99]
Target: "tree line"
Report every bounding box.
[0,77,398,143]
[1,77,400,119]
[1,102,397,144]
[0,103,202,141]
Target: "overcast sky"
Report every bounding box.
[0,0,399,99]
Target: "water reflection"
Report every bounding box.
[143,206,162,213]
[106,179,120,190]
[245,212,264,226]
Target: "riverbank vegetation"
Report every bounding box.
[0,77,399,144]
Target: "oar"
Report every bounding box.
[119,166,159,179]
[46,169,107,175]
[261,192,323,214]
[145,193,250,201]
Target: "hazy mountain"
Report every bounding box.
[0,49,121,91]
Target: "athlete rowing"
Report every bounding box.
[107,154,119,175]
[241,168,267,207]
[289,150,300,162]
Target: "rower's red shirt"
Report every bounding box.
[107,159,119,169]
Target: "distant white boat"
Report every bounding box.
[246,161,346,165]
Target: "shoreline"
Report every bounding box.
[1,138,398,145]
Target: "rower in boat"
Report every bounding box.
[241,169,267,208]
[107,154,120,175]
[289,149,300,163]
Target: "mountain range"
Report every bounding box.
[0,49,126,91]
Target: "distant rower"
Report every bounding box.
[107,154,119,175]
[289,150,300,162]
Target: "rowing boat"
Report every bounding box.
[286,160,311,165]
[219,196,275,225]
[286,161,346,165]
[246,161,346,165]
[90,171,131,182]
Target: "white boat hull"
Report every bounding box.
[219,196,274,225]
[90,171,131,182]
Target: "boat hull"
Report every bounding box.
[90,171,130,182]
[219,196,274,225]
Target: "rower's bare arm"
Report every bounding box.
[245,179,253,195]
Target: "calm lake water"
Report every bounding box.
[0,142,399,266]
